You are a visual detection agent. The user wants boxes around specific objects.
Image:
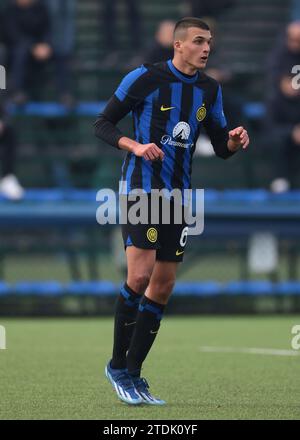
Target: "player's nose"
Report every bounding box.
[203,45,210,54]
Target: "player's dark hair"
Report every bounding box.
[174,17,210,37]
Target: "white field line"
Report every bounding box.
[199,346,300,357]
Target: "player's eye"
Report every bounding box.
[194,39,211,45]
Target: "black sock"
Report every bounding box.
[111,283,141,369]
[127,295,165,377]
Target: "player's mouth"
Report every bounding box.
[200,56,208,62]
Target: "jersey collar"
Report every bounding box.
[167,59,199,83]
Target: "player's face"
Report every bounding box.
[177,27,212,70]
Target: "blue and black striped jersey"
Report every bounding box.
[95,59,234,194]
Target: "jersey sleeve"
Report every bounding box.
[94,65,148,148]
[204,84,235,159]
[114,65,148,105]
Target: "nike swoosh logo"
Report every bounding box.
[150,330,158,334]
[176,250,184,256]
[160,105,175,112]
[125,321,136,326]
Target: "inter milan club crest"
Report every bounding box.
[146,227,158,243]
[196,103,206,122]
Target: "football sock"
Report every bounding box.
[111,283,141,369]
[127,295,165,377]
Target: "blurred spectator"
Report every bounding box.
[143,20,175,64]
[0,95,24,200]
[266,74,300,192]
[267,21,300,100]
[1,0,53,104]
[102,0,142,68]
[44,0,76,106]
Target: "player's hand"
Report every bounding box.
[228,126,249,152]
[133,143,165,161]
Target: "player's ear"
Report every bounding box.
[174,40,182,52]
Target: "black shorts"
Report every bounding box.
[120,194,188,262]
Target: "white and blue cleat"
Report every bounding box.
[105,361,143,405]
[132,377,166,406]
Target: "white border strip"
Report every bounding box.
[199,346,300,357]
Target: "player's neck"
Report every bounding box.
[171,57,198,76]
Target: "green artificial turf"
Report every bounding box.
[0,316,299,420]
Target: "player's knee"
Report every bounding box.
[150,278,175,303]
[128,273,151,294]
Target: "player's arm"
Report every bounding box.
[204,85,249,158]
[94,67,164,161]
[94,94,131,149]
[118,136,164,161]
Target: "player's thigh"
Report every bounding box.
[157,221,188,263]
[126,246,157,292]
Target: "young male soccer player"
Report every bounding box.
[94,17,250,406]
